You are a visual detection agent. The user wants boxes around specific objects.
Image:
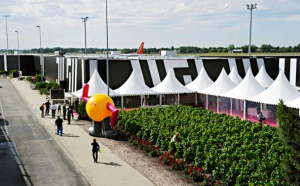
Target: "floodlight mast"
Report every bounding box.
[247,4,257,57]
[36,25,43,75]
[4,15,9,54]
[81,17,89,56]
[15,31,20,71]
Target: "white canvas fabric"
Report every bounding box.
[248,70,300,105]
[199,68,236,96]
[114,69,158,95]
[285,96,300,109]
[221,69,265,99]
[255,65,274,88]
[185,67,214,91]
[228,66,243,85]
[72,69,119,97]
[152,69,195,94]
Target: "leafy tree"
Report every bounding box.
[261,44,273,52]
[276,100,300,185]
[228,44,235,52]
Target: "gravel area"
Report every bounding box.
[79,121,196,186]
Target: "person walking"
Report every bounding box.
[57,103,62,116]
[50,104,57,118]
[68,105,74,120]
[91,139,100,163]
[40,103,45,118]
[257,111,266,124]
[67,109,71,124]
[63,104,67,120]
[45,100,51,116]
[55,116,63,136]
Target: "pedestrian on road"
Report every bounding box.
[50,104,57,118]
[63,104,67,120]
[45,100,51,116]
[57,103,62,115]
[55,116,63,136]
[91,139,100,163]
[67,109,71,124]
[40,103,45,118]
[68,105,74,120]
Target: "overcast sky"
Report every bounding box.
[1,0,300,50]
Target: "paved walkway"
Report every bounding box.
[11,78,155,186]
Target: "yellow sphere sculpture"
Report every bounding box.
[86,94,115,122]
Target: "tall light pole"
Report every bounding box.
[36,25,43,75]
[15,31,20,71]
[4,15,9,54]
[15,31,19,52]
[246,4,257,57]
[81,17,88,56]
[106,0,109,96]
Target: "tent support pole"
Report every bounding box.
[121,96,124,110]
[217,96,219,113]
[195,93,197,105]
[178,94,180,105]
[140,95,143,107]
[230,98,232,115]
[160,94,162,106]
[243,100,246,120]
[206,94,208,109]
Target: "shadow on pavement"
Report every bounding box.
[98,161,122,166]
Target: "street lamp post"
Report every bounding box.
[36,25,43,75]
[15,31,20,71]
[106,0,109,96]
[81,17,89,56]
[246,4,257,57]
[4,15,9,54]
[15,31,19,52]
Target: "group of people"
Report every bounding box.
[39,100,75,137]
[40,100,74,124]
[39,100,102,163]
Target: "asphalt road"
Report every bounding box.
[0,79,89,186]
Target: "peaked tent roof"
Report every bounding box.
[152,69,195,94]
[199,68,237,96]
[185,67,214,91]
[228,66,243,85]
[247,70,300,105]
[255,65,274,88]
[285,96,300,109]
[221,69,265,99]
[72,69,119,97]
[114,69,158,95]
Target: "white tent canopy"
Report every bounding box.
[185,67,214,91]
[221,69,265,99]
[285,96,300,109]
[72,69,119,97]
[255,65,274,88]
[199,68,237,96]
[228,66,242,85]
[114,69,158,95]
[152,69,194,94]
[247,70,300,105]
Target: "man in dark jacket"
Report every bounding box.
[63,104,67,120]
[55,116,63,136]
[45,100,51,116]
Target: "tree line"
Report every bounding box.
[1,44,300,54]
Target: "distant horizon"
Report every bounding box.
[1,1,300,50]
